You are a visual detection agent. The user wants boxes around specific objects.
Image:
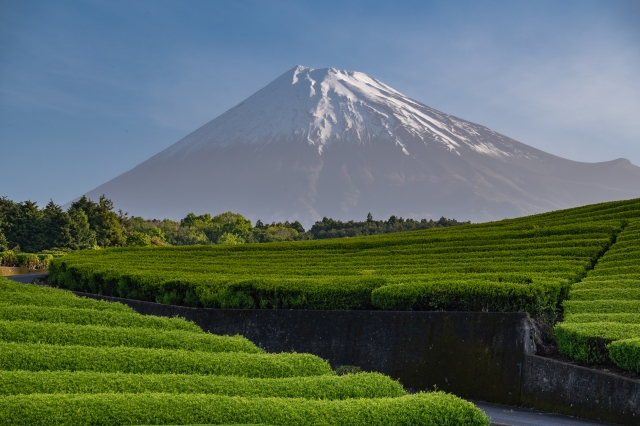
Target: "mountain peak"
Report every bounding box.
[78,65,640,226]
[158,65,536,160]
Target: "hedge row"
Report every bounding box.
[563,313,640,325]
[567,288,640,301]
[0,320,261,353]
[47,200,640,313]
[608,338,640,372]
[0,279,490,423]
[0,251,53,269]
[556,219,640,371]
[0,392,490,426]
[0,279,132,313]
[370,279,569,316]
[0,304,200,332]
[0,342,333,378]
[0,370,404,399]
[554,322,640,363]
[563,300,640,315]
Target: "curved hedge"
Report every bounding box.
[0,280,132,313]
[0,392,490,426]
[608,338,640,372]
[0,304,200,332]
[0,320,261,353]
[0,370,404,399]
[0,342,333,378]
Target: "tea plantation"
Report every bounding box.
[556,219,640,371]
[49,198,640,373]
[0,277,488,425]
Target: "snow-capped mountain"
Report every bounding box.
[79,65,640,225]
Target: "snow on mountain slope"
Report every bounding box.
[157,65,537,160]
[77,66,640,226]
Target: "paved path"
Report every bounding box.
[4,273,48,284]
[472,401,615,426]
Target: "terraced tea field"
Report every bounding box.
[49,198,640,372]
[0,277,488,425]
[556,219,640,372]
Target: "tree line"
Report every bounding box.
[0,195,469,253]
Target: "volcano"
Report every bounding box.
[78,65,640,225]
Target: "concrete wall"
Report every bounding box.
[74,292,529,405]
[75,292,639,425]
[522,354,640,425]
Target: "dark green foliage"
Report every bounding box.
[0,320,262,353]
[0,392,490,426]
[1,252,53,269]
[306,214,469,239]
[0,198,96,252]
[371,279,569,316]
[0,342,333,377]
[608,339,640,372]
[0,370,404,399]
[0,229,8,252]
[554,322,640,363]
[335,365,363,376]
[68,195,126,247]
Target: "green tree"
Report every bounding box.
[67,209,97,250]
[0,229,8,252]
[126,231,152,247]
[69,196,126,247]
[217,232,245,245]
[179,211,252,244]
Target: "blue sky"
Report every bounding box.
[1,0,639,207]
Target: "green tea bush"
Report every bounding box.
[47,202,638,314]
[0,304,201,332]
[0,392,490,426]
[563,313,640,325]
[563,300,640,315]
[0,370,404,399]
[555,322,640,363]
[0,279,133,313]
[0,342,333,377]
[370,279,568,316]
[567,288,640,301]
[0,320,261,353]
[608,338,640,372]
[555,219,640,371]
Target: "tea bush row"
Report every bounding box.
[48,206,635,313]
[608,338,640,372]
[0,370,404,399]
[0,278,489,424]
[0,279,132,313]
[0,251,52,269]
[0,304,201,332]
[0,392,490,426]
[556,219,640,371]
[0,320,261,353]
[0,342,333,378]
